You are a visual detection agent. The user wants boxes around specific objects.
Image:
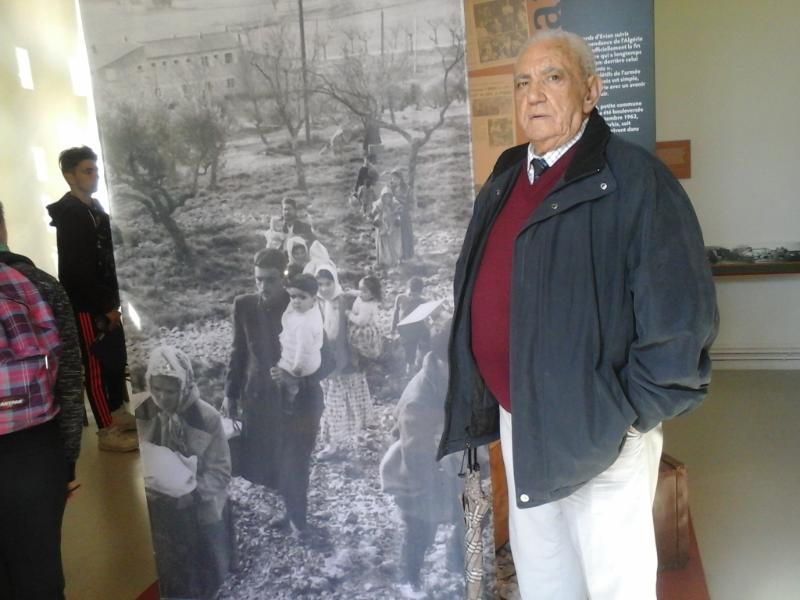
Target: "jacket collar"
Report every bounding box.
[563,109,611,184]
[0,250,35,268]
[490,109,610,184]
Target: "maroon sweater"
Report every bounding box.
[470,147,576,412]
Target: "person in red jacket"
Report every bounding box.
[47,146,137,452]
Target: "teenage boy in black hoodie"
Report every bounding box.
[47,146,137,452]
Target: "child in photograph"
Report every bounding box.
[278,274,324,410]
[314,264,372,460]
[346,275,383,361]
[392,276,431,375]
[264,215,286,250]
[135,345,233,600]
[286,236,310,278]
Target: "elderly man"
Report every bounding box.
[438,30,718,598]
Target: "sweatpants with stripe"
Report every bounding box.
[0,420,69,600]
[75,312,127,429]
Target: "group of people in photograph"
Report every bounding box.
[132,154,454,597]
[352,154,416,267]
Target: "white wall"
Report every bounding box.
[1,0,103,276]
[655,0,800,368]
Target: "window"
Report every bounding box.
[162,61,166,66]
[173,59,179,65]
[201,56,209,67]
[155,87,161,97]
[226,78,235,89]
[224,52,233,64]
[137,65,143,72]
[205,81,213,90]
[182,84,190,97]
[151,62,156,67]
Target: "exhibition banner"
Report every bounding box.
[78,0,491,598]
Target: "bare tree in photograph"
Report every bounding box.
[101,103,193,263]
[316,19,465,195]
[175,101,232,194]
[247,24,313,191]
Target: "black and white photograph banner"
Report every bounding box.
[78,0,494,598]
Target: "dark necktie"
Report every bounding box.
[530,157,549,180]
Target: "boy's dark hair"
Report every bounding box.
[253,248,288,272]
[0,201,5,226]
[281,197,297,208]
[286,273,318,296]
[408,276,424,294]
[361,275,382,302]
[59,146,98,173]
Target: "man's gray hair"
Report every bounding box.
[517,30,597,78]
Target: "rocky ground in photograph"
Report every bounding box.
[111,102,514,597]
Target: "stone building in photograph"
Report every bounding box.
[90,31,243,105]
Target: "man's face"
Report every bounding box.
[150,375,182,413]
[287,287,315,313]
[282,202,296,222]
[254,266,284,302]
[513,39,602,154]
[64,159,99,197]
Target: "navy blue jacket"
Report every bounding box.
[438,110,718,508]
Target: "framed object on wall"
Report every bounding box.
[707,242,800,276]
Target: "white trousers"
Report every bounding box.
[499,406,663,600]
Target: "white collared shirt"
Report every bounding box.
[527,118,589,184]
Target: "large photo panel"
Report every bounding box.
[79,0,494,598]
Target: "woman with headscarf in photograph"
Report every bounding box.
[135,345,233,600]
[314,263,373,460]
[389,168,415,260]
[371,186,403,268]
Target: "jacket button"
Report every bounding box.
[519,493,530,503]
[495,189,501,196]
[600,182,608,190]
[550,202,558,210]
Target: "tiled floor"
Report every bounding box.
[61,370,800,599]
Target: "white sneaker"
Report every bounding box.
[98,427,139,452]
[111,407,137,431]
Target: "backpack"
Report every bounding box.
[0,263,62,435]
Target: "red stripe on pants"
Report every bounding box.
[77,313,113,428]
